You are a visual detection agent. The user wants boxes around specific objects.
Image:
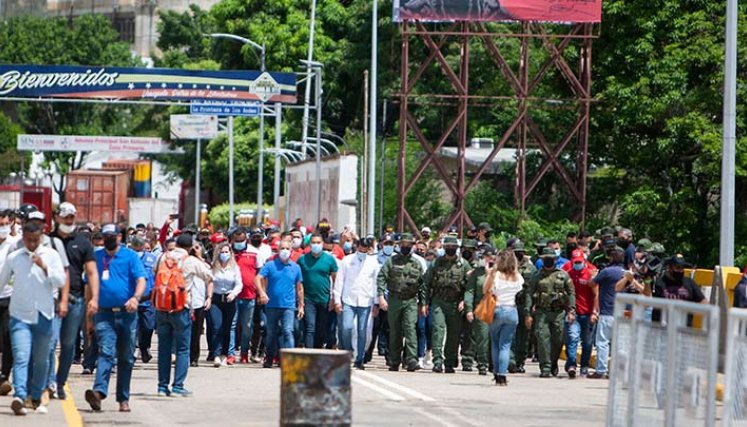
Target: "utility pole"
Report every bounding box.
[720,0,737,266]
[367,0,378,236]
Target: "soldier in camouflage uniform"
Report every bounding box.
[524,247,576,377]
[509,240,537,373]
[425,236,471,373]
[377,233,426,372]
[458,239,481,372]
[463,246,496,376]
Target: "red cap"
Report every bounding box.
[270,237,280,252]
[173,229,182,237]
[210,233,226,244]
[571,249,585,263]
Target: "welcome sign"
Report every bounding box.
[0,65,297,104]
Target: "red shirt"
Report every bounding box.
[302,245,345,260]
[290,248,305,262]
[235,251,258,300]
[563,261,596,315]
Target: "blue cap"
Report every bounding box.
[101,223,119,236]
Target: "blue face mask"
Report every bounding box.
[436,248,445,258]
[573,262,584,271]
[219,253,232,263]
[233,241,247,252]
[554,249,562,257]
[356,251,367,261]
[311,243,323,255]
[383,245,394,256]
[343,241,353,252]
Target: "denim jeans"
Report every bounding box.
[326,311,338,349]
[156,310,192,390]
[137,305,155,358]
[43,314,61,389]
[489,307,518,375]
[208,296,237,357]
[417,311,432,358]
[341,305,371,364]
[93,311,137,402]
[228,305,238,357]
[595,314,615,374]
[565,314,594,370]
[265,308,295,360]
[237,299,256,355]
[57,298,85,388]
[303,300,330,349]
[10,313,53,400]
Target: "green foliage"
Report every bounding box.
[208,201,270,228]
[0,112,27,177]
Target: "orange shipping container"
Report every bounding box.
[65,170,130,225]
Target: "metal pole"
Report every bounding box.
[301,0,318,159]
[362,70,369,236]
[378,99,387,237]
[720,0,737,266]
[257,103,265,223]
[194,138,201,225]
[367,0,378,236]
[19,154,24,206]
[274,103,282,221]
[228,116,235,227]
[315,66,323,222]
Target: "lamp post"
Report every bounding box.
[206,33,267,226]
[720,0,737,266]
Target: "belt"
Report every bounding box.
[99,307,127,313]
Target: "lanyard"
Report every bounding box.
[103,254,115,271]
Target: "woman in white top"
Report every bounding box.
[208,243,243,367]
[483,249,524,386]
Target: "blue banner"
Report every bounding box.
[0,64,296,104]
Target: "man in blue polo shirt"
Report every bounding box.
[255,239,303,368]
[85,224,146,413]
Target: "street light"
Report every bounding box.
[205,33,267,226]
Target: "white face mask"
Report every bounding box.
[0,225,9,239]
[292,238,302,249]
[279,249,291,261]
[58,223,76,234]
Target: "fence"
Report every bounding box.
[606,294,719,427]
[724,308,747,427]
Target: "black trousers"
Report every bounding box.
[190,308,206,364]
[0,297,11,380]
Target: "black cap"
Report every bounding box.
[667,254,687,267]
[176,234,194,248]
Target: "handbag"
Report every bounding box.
[474,292,497,324]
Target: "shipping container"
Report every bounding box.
[102,159,152,198]
[0,185,53,229]
[128,198,178,227]
[65,170,129,225]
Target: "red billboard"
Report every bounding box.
[393,0,602,23]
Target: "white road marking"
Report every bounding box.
[354,370,436,402]
[351,376,405,401]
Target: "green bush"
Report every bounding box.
[208,202,272,229]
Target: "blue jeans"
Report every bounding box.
[228,306,238,357]
[489,307,518,375]
[265,308,295,360]
[10,313,53,400]
[208,296,237,357]
[565,314,594,370]
[303,300,330,349]
[57,298,85,388]
[595,314,614,374]
[93,311,137,402]
[237,299,256,355]
[326,311,338,349]
[43,314,61,389]
[341,305,371,364]
[417,311,432,358]
[156,310,191,389]
[137,305,155,357]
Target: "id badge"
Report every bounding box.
[102,270,110,281]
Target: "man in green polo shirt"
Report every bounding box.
[297,234,338,349]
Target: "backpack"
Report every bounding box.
[152,252,187,312]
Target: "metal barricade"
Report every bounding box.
[607,294,719,427]
[724,308,747,427]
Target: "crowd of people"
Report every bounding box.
[0,202,731,415]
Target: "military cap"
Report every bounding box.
[481,245,497,256]
[381,234,396,243]
[535,238,548,248]
[540,247,557,258]
[599,226,615,238]
[666,253,687,267]
[399,233,415,243]
[443,236,459,246]
[478,222,492,232]
[636,238,653,252]
[462,239,478,249]
[512,240,527,252]
[650,242,666,255]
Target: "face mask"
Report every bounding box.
[94,245,104,252]
[383,246,394,256]
[672,271,684,282]
[233,241,247,252]
[58,223,76,234]
[251,238,262,248]
[573,262,584,271]
[279,249,291,261]
[104,237,118,251]
[292,238,302,249]
[462,249,473,260]
[444,247,457,257]
[343,241,353,252]
[554,249,562,257]
[400,246,412,256]
[514,252,525,262]
[311,243,323,255]
[415,250,425,257]
[436,248,445,258]
[219,253,231,263]
[0,225,9,239]
[542,257,555,269]
[617,239,629,248]
[356,251,367,261]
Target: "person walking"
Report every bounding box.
[485,249,524,386]
[234,232,259,364]
[297,234,338,349]
[334,237,380,369]
[589,246,625,379]
[209,243,242,367]
[0,209,21,397]
[0,222,66,415]
[463,247,496,376]
[562,249,598,378]
[84,224,146,413]
[129,237,156,364]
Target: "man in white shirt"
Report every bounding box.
[0,222,66,415]
[334,238,380,370]
[0,209,21,396]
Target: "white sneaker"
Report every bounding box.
[424,350,433,368]
[220,357,228,367]
[35,404,48,414]
[213,357,221,368]
[418,357,425,369]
